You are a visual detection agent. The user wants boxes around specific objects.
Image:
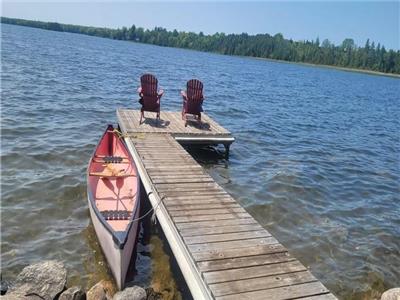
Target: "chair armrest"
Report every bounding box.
[181,90,188,100]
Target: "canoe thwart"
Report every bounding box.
[101,210,131,220]
[89,172,136,178]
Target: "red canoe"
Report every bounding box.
[87,125,140,289]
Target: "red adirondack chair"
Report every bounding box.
[181,79,204,127]
[137,74,164,124]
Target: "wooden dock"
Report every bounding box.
[117,109,235,156]
[117,109,337,300]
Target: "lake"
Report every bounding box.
[1,23,399,299]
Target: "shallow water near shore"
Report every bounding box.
[1,24,400,299]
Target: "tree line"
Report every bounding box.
[2,17,399,74]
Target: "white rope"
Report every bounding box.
[129,192,165,223]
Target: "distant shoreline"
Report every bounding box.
[250,56,400,79]
[2,16,399,78]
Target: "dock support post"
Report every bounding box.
[224,143,230,159]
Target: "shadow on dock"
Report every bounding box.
[141,118,170,128]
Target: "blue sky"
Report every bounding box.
[2,1,399,50]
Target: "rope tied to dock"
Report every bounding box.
[128,193,164,224]
[110,128,146,140]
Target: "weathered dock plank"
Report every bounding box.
[184,230,271,245]
[179,223,264,237]
[176,218,259,230]
[192,244,287,261]
[209,271,317,297]
[215,281,330,300]
[167,203,242,211]
[203,260,306,284]
[197,252,296,272]
[117,109,336,300]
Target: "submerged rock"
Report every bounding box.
[0,278,11,295]
[145,287,162,300]
[381,288,400,300]
[113,286,146,300]
[3,260,67,300]
[59,286,85,300]
[87,280,114,300]
[87,282,107,300]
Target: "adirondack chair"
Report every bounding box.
[181,79,204,127]
[137,74,164,124]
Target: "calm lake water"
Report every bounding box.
[1,24,400,299]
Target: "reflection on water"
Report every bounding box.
[1,23,400,299]
[149,235,182,300]
[79,224,115,289]
[134,189,186,300]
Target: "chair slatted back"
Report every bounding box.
[140,74,158,96]
[187,79,203,101]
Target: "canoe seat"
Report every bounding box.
[95,154,128,159]
[101,210,130,220]
[94,156,125,164]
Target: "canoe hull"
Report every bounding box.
[87,125,141,290]
[87,192,140,290]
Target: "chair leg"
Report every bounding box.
[184,114,188,127]
[139,111,144,125]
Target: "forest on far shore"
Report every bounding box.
[2,17,399,75]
